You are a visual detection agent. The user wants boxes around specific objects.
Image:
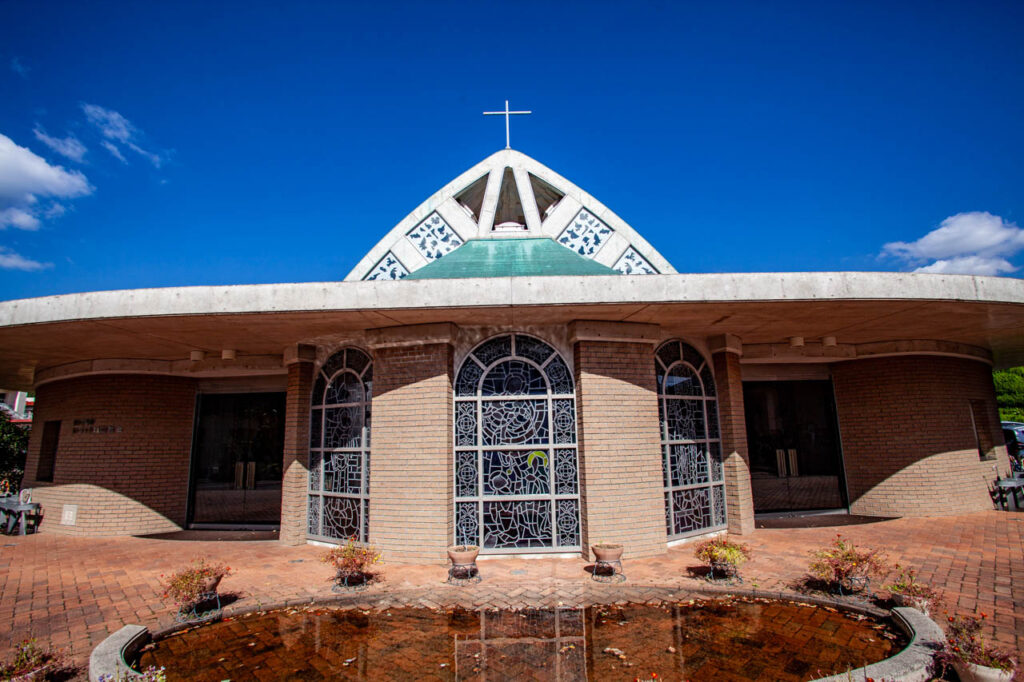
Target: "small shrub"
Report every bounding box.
[883,565,939,611]
[807,534,887,590]
[0,638,70,679]
[158,558,231,609]
[936,613,1016,673]
[321,536,381,577]
[693,537,752,567]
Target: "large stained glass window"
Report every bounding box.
[454,334,581,553]
[656,340,726,539]
[308,348,372,543]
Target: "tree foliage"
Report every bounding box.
[993,366,1024,422]
[0,411,29,493]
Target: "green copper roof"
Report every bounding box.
[405,238,619,279]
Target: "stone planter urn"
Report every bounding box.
[591,543,623,562]
[709,560,740,581]
[447,545,480,566]
[952,660,1015,682]
[334,570,370,590]
[200,574,223,596]
[890,591,931,616]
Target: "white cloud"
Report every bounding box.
[882,212,1024,276]
[0,246,50,271]
[82,103,135,143]
[10,57,29,79]
[82,103,165,168]
[33,126,87,162]
[101,141,128,164]
[0,132,93,230]
[0,207,40,230]
[914,255,1017,276]
[127,142,163,169]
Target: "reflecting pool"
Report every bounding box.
[139,597,906,681]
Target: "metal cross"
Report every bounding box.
[483,100,531,149]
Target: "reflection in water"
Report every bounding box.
[140,598,905,681]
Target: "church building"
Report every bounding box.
[0,147,1020,562]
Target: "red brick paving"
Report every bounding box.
[0,510,1021,673]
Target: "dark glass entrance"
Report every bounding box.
[743,381,846,512]
[190,392,285,526]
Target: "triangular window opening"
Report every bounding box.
[493,167,527,231]
[454,174,488,224]
[529,173,565,220]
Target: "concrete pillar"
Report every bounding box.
[570,321,666,559]
[367,323,455,564]
[709,334,755,535]
[279,344,316,546]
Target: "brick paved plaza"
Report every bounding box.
[1,510,1021,675]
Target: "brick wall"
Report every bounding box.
[23,375,197,535]
[713,351,755,534]
[574,340,667,558]
[279,360,314,545]
[368,342,453,563]
[832,355,1010,516]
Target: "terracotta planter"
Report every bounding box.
[447,545,479,565]
[952,660,1015,682]
[592,544,623,562]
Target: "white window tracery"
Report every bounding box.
[657,340,726,539]
[307,348,372,542]
[454,334,581,553]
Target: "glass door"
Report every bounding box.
[743,380,846,512]
[190,392,285,526]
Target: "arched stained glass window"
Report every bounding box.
[454,334,581,553]
[656,340,726,539]
[308,348,372,543]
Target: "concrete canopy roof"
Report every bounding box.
[1,271,1023,388]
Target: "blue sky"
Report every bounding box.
[1,1,1023,299]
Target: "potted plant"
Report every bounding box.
[321,536,381,590]
[883,565,940,616]
[0,638,65,681]
[806,534,887,595]
[591,542,623,563]
[694,536,752,581]
[159,557,231,619]
[936,613,1016,682]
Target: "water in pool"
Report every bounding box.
[139,597,906,681]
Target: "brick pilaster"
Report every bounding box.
[279,346,315,545]
[367,326,454,564]
[572,322,666,559]
[710,341,755,535]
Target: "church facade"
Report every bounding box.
[1,149,1020,562]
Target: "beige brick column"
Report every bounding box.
[709,334,755,535]
[279,344,316,546]
[570,321,666,559]
[367,323,455,564]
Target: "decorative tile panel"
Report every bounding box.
[406,212,463,262]
[557,209,613,258]
[363,251,408,281]
[613,246,658,275]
